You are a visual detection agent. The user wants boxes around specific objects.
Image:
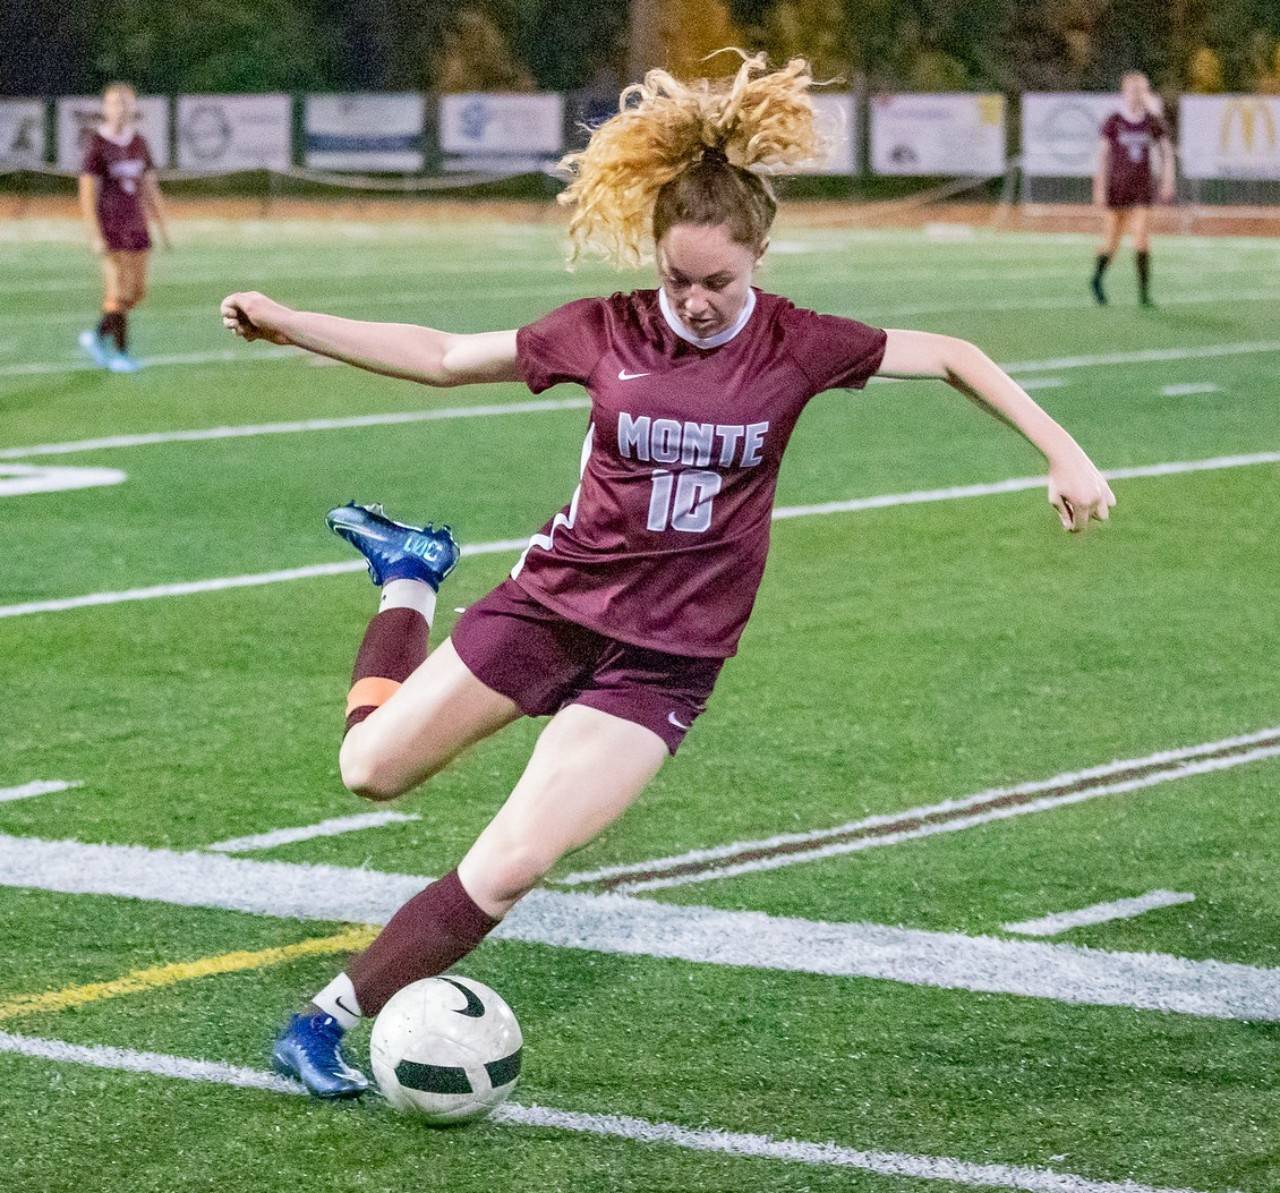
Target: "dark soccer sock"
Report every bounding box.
[116,311,128,352]
[345,605,428,732]
[346,869,499,1016]
[96,310,124,350]
[1136,250,1151,301]
[1093,252,1111,280]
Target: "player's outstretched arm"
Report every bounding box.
[877,329,1116,533]
[78,174,104,255]
[219,291,520,386]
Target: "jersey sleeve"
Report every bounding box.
[516,297,611,394]
[1151,114,1169,141]
[1099,113,1118,143]
[80,136,104,176]
[780,305,888,395]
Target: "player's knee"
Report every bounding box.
[339,736,407,802]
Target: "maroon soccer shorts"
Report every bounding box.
[451,579,723,754]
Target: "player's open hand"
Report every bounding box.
[220,291,293,346]
[1047,448,1115,533]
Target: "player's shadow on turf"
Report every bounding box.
[0,371,105,413]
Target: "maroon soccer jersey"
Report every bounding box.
[511,288,886,658]
[81,129,154,251]
[1100,111,1167,208]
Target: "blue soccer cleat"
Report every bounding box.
[272,1012,369,1099]
[326,501,460,590]
[107,352,142,374]
[78,329,111,368]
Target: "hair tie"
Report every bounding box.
[701,144,729,165]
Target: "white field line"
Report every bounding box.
[6,254,1276,299]
[2,316,1280,382]
[3,452,1278,622]
[204,810,421,855]
[1,832,1278,1021]
[556,727,1280,887]
[0,539,532,620]
[9,266,1280,326]
[0,1032,1217,1193]
[0,780,81,805]
[607,745,1280,894]
[4,338,1280,459]
[1160,383,1222,397]
[0,398,591,461]
[0,464,127,498]
[1005,891,1197,938]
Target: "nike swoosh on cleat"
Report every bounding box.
[667,712,691,731]
[439,977,485,1018]
[618,369,651,381]
[334,995,359,1018]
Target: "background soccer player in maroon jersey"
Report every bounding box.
[222,53,1116,1098]
[1091,71,1175,307]
[77,82,171,373]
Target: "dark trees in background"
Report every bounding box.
[1,0,1278,97]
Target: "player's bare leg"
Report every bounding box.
[340,638,521,799]
[1091,210,1125,305]
[1130,206,1153,306]
[457,704,667,915]
[288,706,665,1098]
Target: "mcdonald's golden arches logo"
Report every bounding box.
[1220,98,1277,154]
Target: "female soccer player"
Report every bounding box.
[78,82,171,373]
[221,53,1115,1098]
[1090,71,1174,307]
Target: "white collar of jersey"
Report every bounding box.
[97,125,136,148]
[658,285,757,350]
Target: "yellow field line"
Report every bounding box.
[0,925,377,1022]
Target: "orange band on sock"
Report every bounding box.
[346,676,402,715]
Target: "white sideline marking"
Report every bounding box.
[205,810,421,854]
[0,780,81,805]
[557,728,1280,887]
[1160,383,1222,397]
[1005,891,1197,938]
[0,832,1277,1021]
[0,398,591,461]
[0,1032,1216,1193]
[2,338,1279,460]
[605,746,1280,894]
[2,451,1277,622]
[0,346,294,378]
[0,464,127,498]
[0,539,531,620]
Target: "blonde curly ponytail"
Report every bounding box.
[557,50,822,268]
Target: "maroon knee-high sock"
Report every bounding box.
[345,606,428,733]
[347,869,498,1015]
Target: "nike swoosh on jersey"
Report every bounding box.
[439,976,485,1018]
[667,712,691,731]
[617,369,651,380]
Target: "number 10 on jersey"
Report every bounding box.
[647,469,722,533]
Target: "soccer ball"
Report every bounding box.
[369,975,523,1124]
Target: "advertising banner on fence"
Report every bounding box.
[439,92,564,168]
[871,93,1006,176]
[305,93,424,171]
[1021,93,1119,176]
[56,96,171,171]
[176,94,291,171]
[1179,95,1280,179]
[791,93,857,174]
[0,99,46,168]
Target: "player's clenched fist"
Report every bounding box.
[221,291,294,345]
[1047,448,1116,533]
